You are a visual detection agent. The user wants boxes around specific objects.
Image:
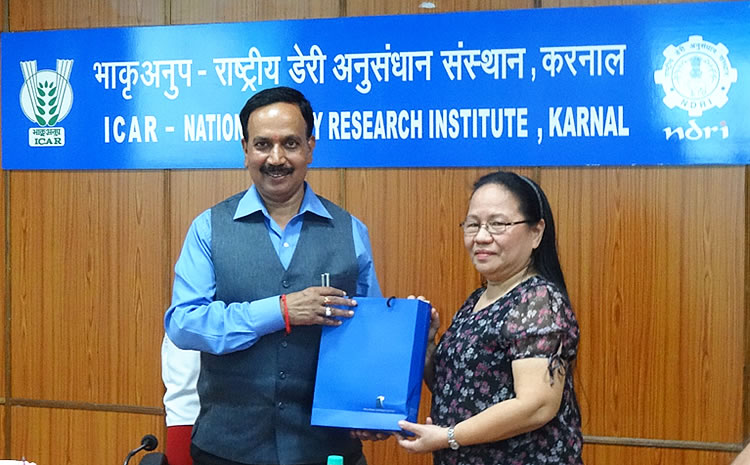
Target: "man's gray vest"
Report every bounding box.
[192,191,361,464]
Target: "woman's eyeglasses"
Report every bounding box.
[459,220,531,236]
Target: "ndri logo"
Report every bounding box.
[19,59,74,147]
[654,35,736,117]
[654,36,737,142]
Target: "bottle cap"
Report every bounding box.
[326,455,344,465]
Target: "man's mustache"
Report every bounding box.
[260,164,294,176]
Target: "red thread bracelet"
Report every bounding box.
[281,294,291,334]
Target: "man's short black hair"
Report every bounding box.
[239,86,314,140]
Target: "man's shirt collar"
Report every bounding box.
[233,183,333,221]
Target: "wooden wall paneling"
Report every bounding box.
[9,171,168,407]
[307,169,345,206]
[346,0,534,16]
[0,360,4,455]
[11,406,164,464]
[542,167,744,444]
[170,0,340,24]
[345,167,533,465]
[8,0,166,30]
[0,408,5,457]
[582,443,737,465]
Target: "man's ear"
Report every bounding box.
[241,138,250,169]
[307,135,316,163]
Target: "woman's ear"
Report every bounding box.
[532,219,546,249]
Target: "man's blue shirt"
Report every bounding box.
[164,183,381,355]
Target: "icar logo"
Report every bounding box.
[19,59,74,147]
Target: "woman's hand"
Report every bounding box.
[395,417,448,453]
[406,295,439,341]
[427,307,440,342]
[407,295,440,390]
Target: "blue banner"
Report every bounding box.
[2,1,749,169]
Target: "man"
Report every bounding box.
[164,86,381,465]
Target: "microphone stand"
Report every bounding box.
[123,434,158,465]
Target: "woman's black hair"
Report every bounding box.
[472,170,569,298]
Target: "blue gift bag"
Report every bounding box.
[311,297,432,432]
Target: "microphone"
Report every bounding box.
[123,434,159,465]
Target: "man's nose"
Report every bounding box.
[267,144,286,163]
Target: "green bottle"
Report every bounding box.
[326,455,344,465]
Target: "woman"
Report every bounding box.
[397,171,583,464]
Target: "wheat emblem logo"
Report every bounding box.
[20,59,74,127]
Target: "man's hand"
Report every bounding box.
[283,286,357,326]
